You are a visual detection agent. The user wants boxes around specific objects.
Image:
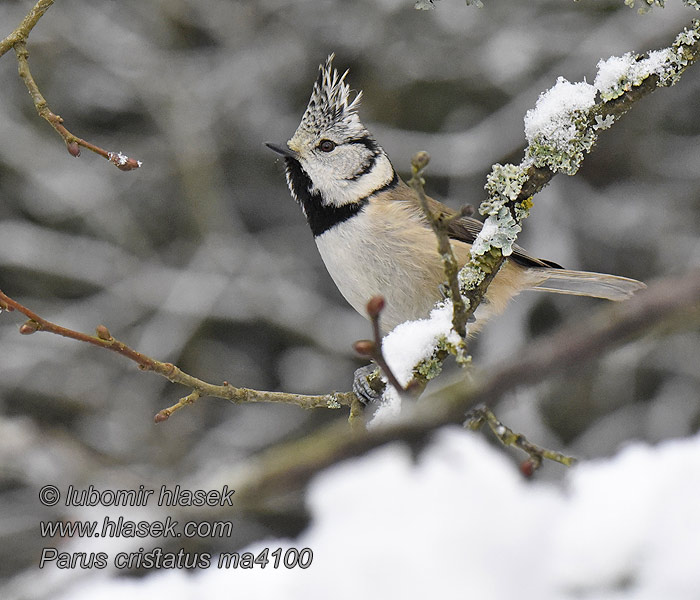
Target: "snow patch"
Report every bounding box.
[524,77,596,148]
[56,430,700,600]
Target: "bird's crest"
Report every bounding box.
[291,54,365,144]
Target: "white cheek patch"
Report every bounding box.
[310,154,394,208]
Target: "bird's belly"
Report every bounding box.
[315,216,448,331]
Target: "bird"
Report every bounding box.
[266,54,645,378]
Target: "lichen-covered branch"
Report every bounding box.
[235,269,700,504]
[0,290,353,419]
[461,20,700,325]
[2,0,141,169]
[384,20,700,398]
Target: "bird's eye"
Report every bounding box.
[318,139,336,153]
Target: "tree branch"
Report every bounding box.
[234,270,700,504]
[0,290,354,420]
[373,20,700,398]
[459,20,700,325]
[465,405,576,474]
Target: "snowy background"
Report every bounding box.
[0,0,699,598]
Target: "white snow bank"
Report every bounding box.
[54,429,700,600]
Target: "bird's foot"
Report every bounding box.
[352,363,385,404]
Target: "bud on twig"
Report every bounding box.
[154,410,170,423]
[66,141,81,157]
[353,340,376,356]
[108,151,142,171]
[366,295,385,318]
[95,324,112,340]
[411,150,430,171]
[519,457,541,478]
[19,320,39,335]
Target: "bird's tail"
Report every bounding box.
[526,268,646,301]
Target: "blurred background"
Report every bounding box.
[0,0,698,596]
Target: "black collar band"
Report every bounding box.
[284,158,365,236]
[284,158,398,237]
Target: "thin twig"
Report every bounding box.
[2,1,141,169]
[155,390,201,423]
[408,151,470,338]
[13,42,142,170]
[0,290,354,419]
[465,404,576,474]
[353,295,419,397]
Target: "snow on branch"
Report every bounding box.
[371,20,700,423]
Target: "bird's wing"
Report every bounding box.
[422,194,563,270]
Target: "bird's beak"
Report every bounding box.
[265,142,297,159]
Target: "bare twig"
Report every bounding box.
[353,295,420,397]
[0,290,354,419]
[1,0,141,169]
[155,390,202,423]
[13,42,142,170]
[465,405,576,474]
[408,151,470,339]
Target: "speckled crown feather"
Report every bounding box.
[290,54,366,145]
